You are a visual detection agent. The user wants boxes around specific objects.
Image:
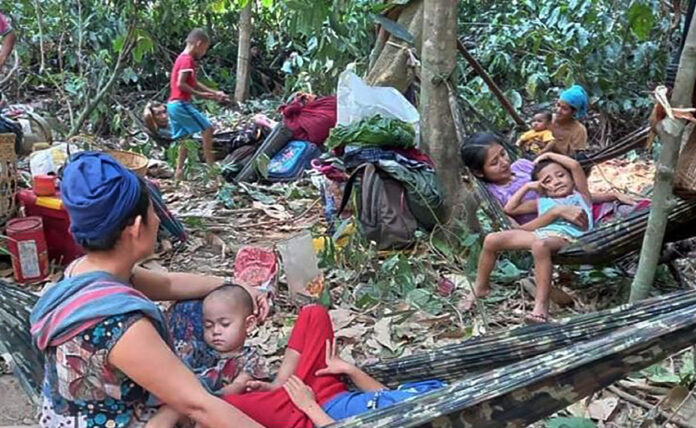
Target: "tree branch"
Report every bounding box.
[67,23,136,138]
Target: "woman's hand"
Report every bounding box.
[315,339,356,377]
[614,192,637,206]
[283,376,318,412]
[552,205,589,230]
[240,285,271,322]
[524,181,542,193]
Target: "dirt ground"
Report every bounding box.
[0,375,37,427]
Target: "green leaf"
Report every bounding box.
[256,153,270,179]
[627,2,654,41]
[642,364,680,384]
[491,259,523,284]
[370,13,415,45]
[546,417,596,428]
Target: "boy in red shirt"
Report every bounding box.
[168,28,229,180]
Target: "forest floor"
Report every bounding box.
[3,108,696,427]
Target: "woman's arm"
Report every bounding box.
[517,205,589,232]
[131,269,270,321]
[109,319,262,428]
[131,268,223,301]
[504,182,538,215]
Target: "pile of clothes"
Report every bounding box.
[223,94,337,183]
[314,114,444,250]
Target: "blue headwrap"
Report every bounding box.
[61,152,141,242]
[560,85,588,119]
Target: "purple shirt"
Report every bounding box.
[485,159,537,224]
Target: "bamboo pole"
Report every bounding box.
[629,16,696,302]
[456,38,526,127]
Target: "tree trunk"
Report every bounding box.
[234,1,253,103]
[420,0,459,221]
[629,16,696,302]
[366,0,423,93]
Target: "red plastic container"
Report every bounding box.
[33,174,57,196]
[6,216,50,283]
[16,190,83,265]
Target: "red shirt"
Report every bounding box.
[169,53,196,102]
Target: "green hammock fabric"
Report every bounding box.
[4,281,696,427]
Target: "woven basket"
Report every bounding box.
[106,149,148,176]
[674,129,696,200]
[0,133,18,225]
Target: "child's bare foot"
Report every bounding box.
[473,283,491,298]
[524,313,549,324]
[462,283,490,311]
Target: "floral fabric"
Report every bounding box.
[40,313,155,428]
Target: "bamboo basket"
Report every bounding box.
[0,133,18,225]
[674,129,696,199]
[106,149,148,176]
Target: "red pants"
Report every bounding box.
[224,305,347,428]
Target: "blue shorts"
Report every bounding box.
[167,101,212,139]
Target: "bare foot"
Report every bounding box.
[462,284,491,311]
[473,283,491,298]
[524,313,549,324]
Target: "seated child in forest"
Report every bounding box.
[473,152,594,324]
[516,111,554,155]
[149,284,267,427]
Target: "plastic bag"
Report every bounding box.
[29,143,81,177]
[336,70,420,142]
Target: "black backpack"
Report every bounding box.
[339,163,418,250]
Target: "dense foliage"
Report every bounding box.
[457,0,675,133]
[0,0,678,138]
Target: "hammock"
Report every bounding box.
[471,172,696,265]
[337,297,696,427]
[3,280,696,426]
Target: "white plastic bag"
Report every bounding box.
[29,143,81,176]
[336,70,420,141]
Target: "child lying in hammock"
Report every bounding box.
[222,304,444,427]
[474,152,595,324]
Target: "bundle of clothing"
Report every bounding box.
[315,115,445,250]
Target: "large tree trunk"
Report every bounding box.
[365,0,423,93]
[420,0,459,221]
[234,1,252,103]
[629,16,696,302]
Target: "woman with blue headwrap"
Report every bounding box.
[30,152,265,428]
[541,84,589,156]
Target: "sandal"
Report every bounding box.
[524,313,549,325]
